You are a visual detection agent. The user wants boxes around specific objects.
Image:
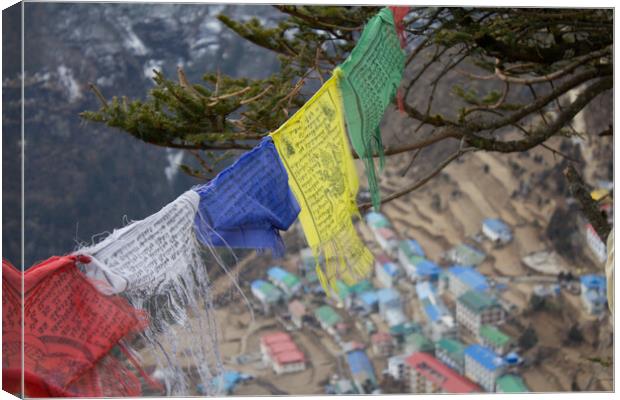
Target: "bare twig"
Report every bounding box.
[359,147,475,211]
[565,164,611,239]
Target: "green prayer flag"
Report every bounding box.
[337,8,405,210]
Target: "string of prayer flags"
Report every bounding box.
[2,256,149,397]
[270,74,374,293]
[77,191,224,395]
[193,137,301,258]
[337,7,407,211]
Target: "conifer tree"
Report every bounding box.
[81,6,612,230]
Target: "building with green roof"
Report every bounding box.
[496,374,529,393]
[456,290,505,336]
[435,338,465,374]
[315,305,342,335]
[445,244,486,266]
[404,332,434,355]
[479,324,512,355]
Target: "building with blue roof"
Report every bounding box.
[415,259,441,282]
[365,211,391,229]
[441,265,490,298]
[377,287,401,310]
[418,286,457,341]
[346,349,377,393]
[250,280,283,313]
[375,260,400,288]
[464,344,506,392]
[267,266,302,298]
[580,274,607,314]
[355,291,379,314]
[482,218,512,245]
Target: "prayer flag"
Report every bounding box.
[77,191,223,395]
[337,7,406,210]
[193,137,300,257]
[2,256,146,397]
[270,74,373,292]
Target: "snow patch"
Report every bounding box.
[57,65,82,103]
[123,26,149,56]
[143,59,164,80]
[164,148,185,183]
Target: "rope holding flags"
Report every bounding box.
[337,7,407,211]
[270,73,374,292]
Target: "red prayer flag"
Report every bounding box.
[2,256,149,397]
[389,6,410,48]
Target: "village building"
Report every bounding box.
[496,374,529,393]
[332,280,354,309]
[440,265,490,298]
[435,338,465,374]
[329,378,358,394]
[387,354,407,381]
[365,211,391,230]
[456,290,505,336]
[354,290,379,315]
[389,321,422,344]
[579,274,607,314]
[345,349,377,393]
[404,332,435,355]
[445,244,486,266]
[374,227,399,256]
[377,287,402,315]
[315,305,342,336]
[406,258,442,283]
[371,332,394,357]
[267,266,302,298]
[585,224,607,263]
[288,300,306,329]
[298,248,319,288]
[464,344,505,392]
[251,279,283,313]
[481,218,512,245]
[260,331,306,375]
[385,308,408,328]
[398,239,426,261]
[421,299,457,341]
[375,260,400,288]
[479,324,512,355]
[404,352,480,394]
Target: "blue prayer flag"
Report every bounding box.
[193,137,300,257]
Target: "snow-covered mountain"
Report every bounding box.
[2,3,282,266]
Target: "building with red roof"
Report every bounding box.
[260,331,306,375]
[405,352,480,394]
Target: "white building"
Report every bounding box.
[387,355,407,381]
[260,331,306,375]
[440,265,489,298]
[482,218,512,244]
[456,290,504,337]
[464,344,505,392]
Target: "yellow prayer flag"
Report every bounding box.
[270,74,373,292]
